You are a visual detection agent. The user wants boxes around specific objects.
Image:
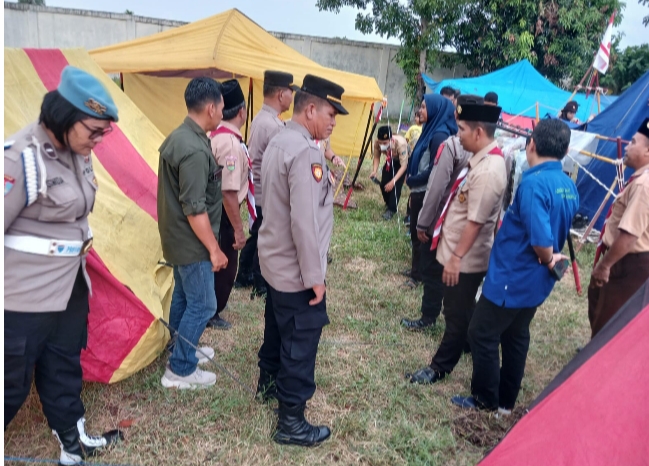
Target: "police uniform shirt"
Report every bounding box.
[258,121,334,292]
[417,136,473,236]
[437,140,507,273]
[4,122,98,312]
[211,121,249,204]
[373,135,409,168]
[250,104,285,207]
[603,169,649,253]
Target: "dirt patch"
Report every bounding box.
[451,406,527,448]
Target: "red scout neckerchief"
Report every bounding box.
[430,144,503,250]
[384,138,394,171]
[594,167,649,266]
[210,126,257,229]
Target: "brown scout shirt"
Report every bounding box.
[603,168,649,253]
[437,140,507,273]
[211,121,249,204]
[258,121,334,292]
[373,135,409,168]
[4,122,97,312]
[250,104,285,208]
[417,136,473,237]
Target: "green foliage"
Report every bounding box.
[641,0,649,27]
[17,0,46,5]
[601,44,649,94]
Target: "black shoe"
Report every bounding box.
[383,210,395,220]
[206,316,232,330]
[400,318,435,331]
[273,403,331,447]
[256,369,278,403]
[400,268,412,278]
[250,286,267,300]
[403,278,420,289]
[407,366,446,385]
[327,253,333,264]
[53,417,123,466]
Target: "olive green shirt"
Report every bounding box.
[157,117,223,265]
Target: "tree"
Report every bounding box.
[18,0,46,5]
[446,0,622,86]
[316,0,464,105]
[600,44,649,94]
[641,0,649,27]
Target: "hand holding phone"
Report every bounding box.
[550,258,570,281]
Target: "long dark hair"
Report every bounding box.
[38,90,90,146]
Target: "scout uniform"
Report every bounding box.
[208,80,252,327]
[236,71,297,296]
[588,118,649,337]
[409,102,507,384]
[256,75,348,447]
[4,66,121,462]
[373,127,409,217]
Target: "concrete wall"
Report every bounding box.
[4,2,465,112]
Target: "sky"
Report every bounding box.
[44,0,647,49]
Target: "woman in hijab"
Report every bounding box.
[403,94,458,288]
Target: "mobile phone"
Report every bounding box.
[550,259,570,280]
[370,176,381,185]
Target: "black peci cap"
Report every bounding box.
[377,126,392,140]
[563,100,579,113]
[484,91,498,105]
[221,79,245,111]
[300,74,348,115]
[638,117,649,139]
[264,70,300,91]
[456,101,501,123]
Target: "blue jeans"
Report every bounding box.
[168,261,217,376]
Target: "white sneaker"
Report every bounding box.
[161,367,217,389]
[196,346,215,365]
[494,407,512,419]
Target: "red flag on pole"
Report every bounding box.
[593,12,615,74]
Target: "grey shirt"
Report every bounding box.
[258,121,334,292]
[250,104,285,207]
[4,122,97,312]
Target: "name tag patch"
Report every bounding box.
[312,163,323,182]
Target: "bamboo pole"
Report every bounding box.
[575,177,618,254]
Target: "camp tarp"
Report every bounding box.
[479,279,649,465]
[423,60,617,123]
[575,70,649,230]
[89,9,383,157]
[4,47,172,384]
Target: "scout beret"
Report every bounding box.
[221,79,245,111]
[637,117,649,140]
[300,74,349,115]
[377,126,392,140]
[563,101,579,113]
[57,66,118,121]
[264,71,300,91]
[456,101,501,123]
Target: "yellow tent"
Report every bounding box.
[89,9,383,157]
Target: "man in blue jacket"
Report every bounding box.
[452,119,579,414]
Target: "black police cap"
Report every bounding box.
[300,74,348,115]
[377,126,392,140]
[456,102,501,123]
[221,79,245,111]
[638,117,649,139]
[264,70,299,91]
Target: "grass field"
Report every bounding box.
[4,164,595,466]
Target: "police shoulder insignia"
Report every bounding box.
[4,140,14,150]
[457,105,462,115]
[225,155,237,171]
[85,98,107,115]
[312,163,323,182]
[458,192,466,203]
[4,175,15,196]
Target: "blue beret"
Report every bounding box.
[57,66,119,122]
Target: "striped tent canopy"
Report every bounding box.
[4,47,172,384]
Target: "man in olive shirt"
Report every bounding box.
[157,77,228,389]
[256,75,347,447]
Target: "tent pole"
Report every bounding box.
[359,103,375,158]
[333,101,367,200]
[535,102,539,122]
[119,72,124,91]
[575,177,617,254]
[244,78,253,144]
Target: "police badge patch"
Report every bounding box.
[225,155,236,171]
[4,175,15,196]
[312,163,323,182]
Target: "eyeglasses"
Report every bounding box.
[79,120,113,139]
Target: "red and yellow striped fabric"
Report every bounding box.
[4,48,172,384]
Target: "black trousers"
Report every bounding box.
[468,295,537,410]
[409,191,426,282]
[430,271,485,374]
[4,268,88,431]
[419,241,445,323]
[237,205,265,290]
[214,207,239,315]
[380,161,404,213]
[257,284,329,406]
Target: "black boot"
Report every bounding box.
[53,417,123,466]
[273,403,331,447]
[256,369,278,403]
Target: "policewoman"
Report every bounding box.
[4,67,121,465]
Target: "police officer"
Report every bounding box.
[235,71,298,298]
[408,97,507,385]
[206,80,253,330]
[370,126,409,220]
[589,117,649,337]
[4,66,122,465]
[256,74,347,446]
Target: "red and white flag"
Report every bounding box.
[593,12,615,74]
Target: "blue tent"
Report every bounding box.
[576,70,649,230]
[423,60,616,123]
